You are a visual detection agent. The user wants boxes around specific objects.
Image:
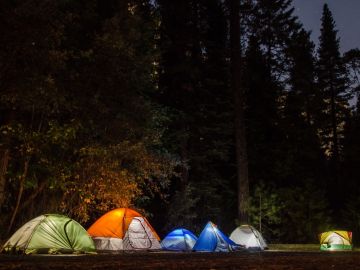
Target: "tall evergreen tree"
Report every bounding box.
[284,29,326,187]
[228,0,249,224]
[249,0,300,74]
[157,0,201,231]
[317,4,351,208]
[157,0,194,189]
[244,36,280,187]
[157,0,235,231]
[189,0,235,229]
[242,0,302,188]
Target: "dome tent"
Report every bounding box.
[87,208,161,251]
[2,214,96,254]
[161,228,197,251]
[192,222,241,252]
[320,231,352,251]
[230,225,267,250]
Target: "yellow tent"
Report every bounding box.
[319,231,352,251]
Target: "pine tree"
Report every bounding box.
[228,0,249,224]
[283,29,326,187]
[244,36,280,187]
[157,0,235,230]
[316,4,351,208]
[157,0,194,189]
[243,0,302,188]
[249,0,300,74]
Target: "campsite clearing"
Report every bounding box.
[1,250,360,270]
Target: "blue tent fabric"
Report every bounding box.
[192,222,240,252]
[161,228,198,251]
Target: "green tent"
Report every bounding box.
[2,214,96,254]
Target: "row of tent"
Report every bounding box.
[163,222,267,252]
[1,208,353,254]
[1,208,267,254]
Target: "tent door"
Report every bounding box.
[126,218,151,249]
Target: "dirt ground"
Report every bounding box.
[1,251,360,270]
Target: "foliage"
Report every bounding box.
[249,181,332,244]
[342,190,360,245]
[248,182,284,242]
[61,142,175,223]
[279,183,332,243]
[0,0,176,235]
[343,49,360,97]
[164,184,199,232]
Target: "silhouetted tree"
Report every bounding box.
[316,4,351,209]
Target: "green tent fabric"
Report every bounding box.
[2,214,96,254]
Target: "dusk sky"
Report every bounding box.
[293,0,360,53]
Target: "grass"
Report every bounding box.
[269,244,360,252]
[268,244,320,251]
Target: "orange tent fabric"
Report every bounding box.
[87,208,160,240]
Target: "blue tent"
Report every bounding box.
[193,222,240,252]
[161,228,198,251]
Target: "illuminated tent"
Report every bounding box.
[319,231,352,251]
[192,222,240,252]
[87,208,161,251]
[161,228,197,251]
[230,225,267,250]
[2,214,95,254]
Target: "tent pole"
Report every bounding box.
[259,192,262,233]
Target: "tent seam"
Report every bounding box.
[24,215,47,252]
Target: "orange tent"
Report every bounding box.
[88,208,161,251]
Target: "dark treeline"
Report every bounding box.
[1,0,360,244]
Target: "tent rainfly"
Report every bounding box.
[87,208,161,251]
[319,231,352,251]
[2,214,96,254]
[230,225,268,250]
[192,222,241,252]
[161,228,197,251]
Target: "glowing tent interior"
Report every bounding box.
[192,221,241,252]
[87,208,161,251]
[2,214,95,254]
[319,230,352,251]
[230,225,267,250]
[161,228,198,251]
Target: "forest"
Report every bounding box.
[1,0,360,245]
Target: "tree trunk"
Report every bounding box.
[0,110,14,208]
[0,149,10,208]
[229,0,249,223]
[7,158,30,234]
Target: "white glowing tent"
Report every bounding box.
[229,225,267,250]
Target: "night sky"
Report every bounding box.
[293,0,360,53]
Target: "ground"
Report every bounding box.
[1,250,360,270]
